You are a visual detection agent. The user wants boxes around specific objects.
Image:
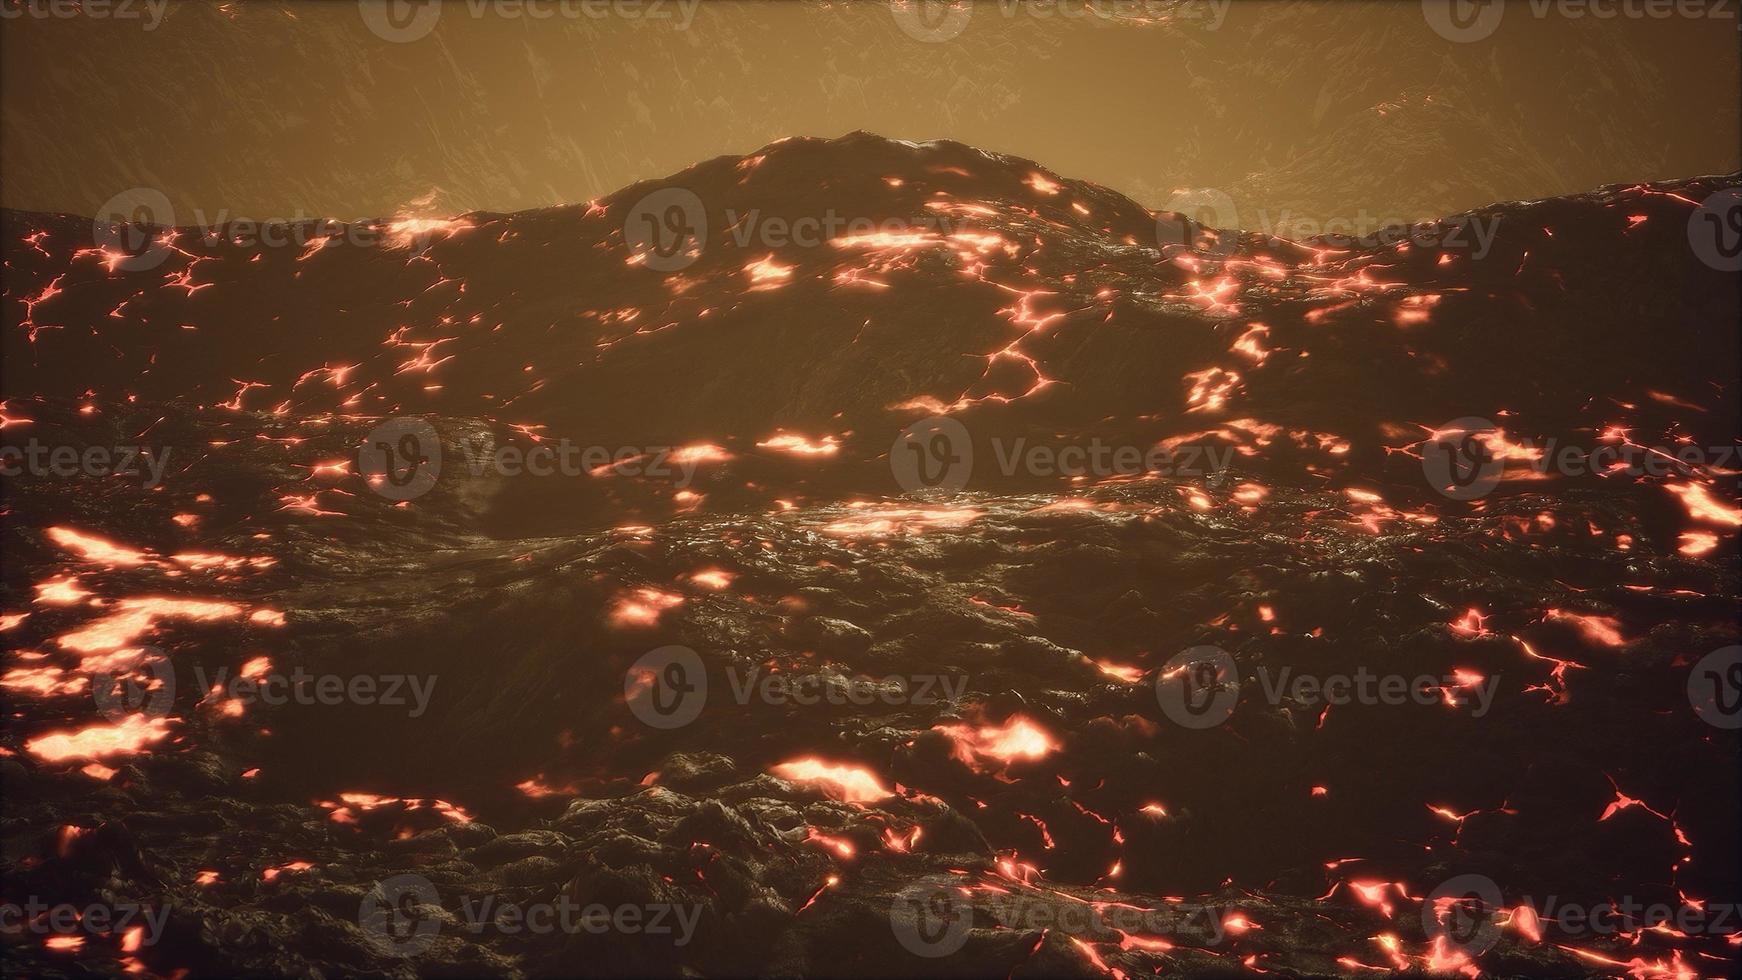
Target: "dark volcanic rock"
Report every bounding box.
[1,135,1737,977]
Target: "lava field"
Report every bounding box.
[2,133,1739,978]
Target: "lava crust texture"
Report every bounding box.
[2,135,1739,978]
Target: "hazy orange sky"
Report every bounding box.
[2,0,1736,230]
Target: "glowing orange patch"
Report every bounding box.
[769,758,893,804]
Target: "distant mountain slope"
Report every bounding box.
[5,133,1737,458]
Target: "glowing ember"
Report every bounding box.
[26,715,174,762]
[819,505,982,537]
[744,255,796,288]
[1183,367,1242,413]
[46,526,150,566]
[609,587,685,627]
[384,216,472,249]
[756,433,841,457]
[689,568,736,590]
[1677,531,1719,556]
[669,443,733,466]
[1,665,89,697]
[319,792,473,825]
[34,575,92,606]
[805,827,857,859]
[1093,660,1145,683]
[1025,172,1062,195]
[1545,609,1626,647]
[261,860,314,882]
[57,596,244,655]
[1449,608,1490,638]
[1666,481,1741,526]
[515,775,579,798]
[769,758,893,804]
[934,716,1058,773]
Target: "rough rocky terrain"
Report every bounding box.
[2,134,1738,977]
